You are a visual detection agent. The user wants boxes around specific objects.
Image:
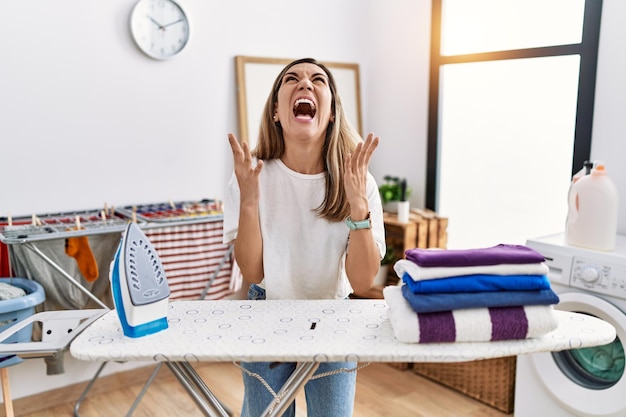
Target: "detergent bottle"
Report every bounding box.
[565,161,619,251]
[565,160,593,230]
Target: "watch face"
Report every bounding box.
[130,0,190,60]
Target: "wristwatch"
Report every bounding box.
[346,212,372,230]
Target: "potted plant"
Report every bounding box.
[374,247,397,287]
[379,176,410,213]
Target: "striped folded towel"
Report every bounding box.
[383,286,558,343]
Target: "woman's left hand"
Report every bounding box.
[344,133,380,219]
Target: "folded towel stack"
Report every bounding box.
[384,244,560,343]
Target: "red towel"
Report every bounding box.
[0,242,10,277]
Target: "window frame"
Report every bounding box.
[425,0,603,210]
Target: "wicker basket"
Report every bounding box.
[412,356,516,413]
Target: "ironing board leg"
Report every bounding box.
[74,361,108,417]
[124,363,164,417]
[74,362,232,417]
[1,367,14,417]
[177,362,232,416]
[166,362,230,417]
[262,362,320,417]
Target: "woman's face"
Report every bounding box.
[274,62,334,143]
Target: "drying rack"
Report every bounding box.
[115,199,223,226]
[0,209,134,309]
[0,199,234,417]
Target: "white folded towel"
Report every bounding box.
[394,259,549,281]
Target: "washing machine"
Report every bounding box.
[514,233,626,417]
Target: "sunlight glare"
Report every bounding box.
[441,0,586,55]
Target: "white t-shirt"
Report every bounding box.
[223,159,385,300]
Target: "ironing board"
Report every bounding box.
[69,299,617,417]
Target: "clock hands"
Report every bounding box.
[162,18,183,28]
[146,15,183,31]
[147,15,164,30]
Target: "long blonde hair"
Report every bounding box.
[253,58,362,222]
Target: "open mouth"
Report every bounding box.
[293,98,316,120]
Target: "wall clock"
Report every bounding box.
[130,0,190,60]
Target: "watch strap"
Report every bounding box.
[346,212,372,230]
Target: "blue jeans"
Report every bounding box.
[240,284,356,417]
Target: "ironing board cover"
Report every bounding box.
[70,299,616,363]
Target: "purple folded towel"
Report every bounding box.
[405,244,546,267]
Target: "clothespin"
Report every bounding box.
[100,210,107,222]
[75,215,81,230]
[132,206,137,223]
[169,199,175,210]
[7,212,12,227]
[32,214,36,226]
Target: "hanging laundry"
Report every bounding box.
[143,220,235,300]
[65,232,99,282]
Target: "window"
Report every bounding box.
[427,0,603,248]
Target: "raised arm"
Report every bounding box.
[343,133,383,294]
[227,133,264,283]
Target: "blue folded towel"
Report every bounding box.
[401,272,552,294]
[400,284,560,313]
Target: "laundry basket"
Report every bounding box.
[0,278,45,367]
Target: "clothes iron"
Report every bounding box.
[110,222,170,338]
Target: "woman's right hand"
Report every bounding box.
[228,133,263,206]
[227,133,265,283]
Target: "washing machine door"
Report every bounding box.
[529,292,626,417]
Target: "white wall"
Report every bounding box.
[364,1,430,210]
[0,0,430,401]
[0,0,371,215]
[1,0,625,402]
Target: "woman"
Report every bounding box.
[224,58,385,417]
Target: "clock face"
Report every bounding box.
[130,0,190,60]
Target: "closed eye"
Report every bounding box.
[283,74,299,84]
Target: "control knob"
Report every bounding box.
[579,265,601,284]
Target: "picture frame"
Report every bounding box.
[235,56,363,149]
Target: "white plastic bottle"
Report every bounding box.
[565,162,619,251]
